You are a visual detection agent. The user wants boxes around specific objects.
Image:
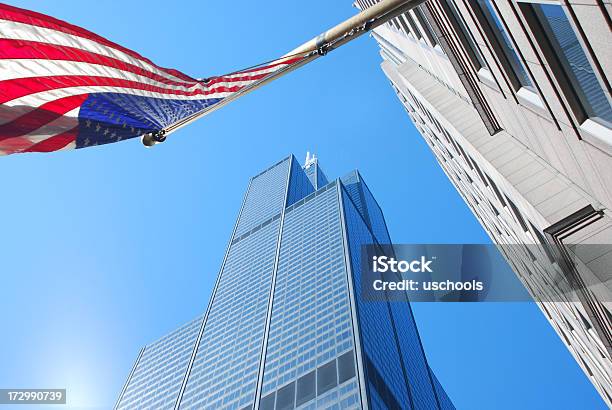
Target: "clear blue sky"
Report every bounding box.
[0,1,606,409]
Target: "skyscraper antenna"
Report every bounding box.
[305,152,317,168]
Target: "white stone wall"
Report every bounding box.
[355,0,612,405]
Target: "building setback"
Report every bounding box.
[354,0,612,405]
[115,154,455,410]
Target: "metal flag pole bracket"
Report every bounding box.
[141,129,167,148]
[317,44,330,56]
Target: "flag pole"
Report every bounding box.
[161,0,426,139]
[281,0,427,57]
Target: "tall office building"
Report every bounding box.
[115,154,454,410]
[354,0,612,405]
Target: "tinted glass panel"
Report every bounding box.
[260,393,275,410]
[275,382,295,410]
[295,371,316,407]
[338,350,356,384]
[317,360,338,396]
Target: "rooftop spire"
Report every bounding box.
[304,151,317,168]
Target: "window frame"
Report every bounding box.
[413,6,439,47]
[516,0,612,146]
[470,0,540,98]
[442,0,489,73]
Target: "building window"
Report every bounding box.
[397,14,413,37]
[296,371,316,407]
[316,360,338,395]
[260,393,275,410]
[475,0,535,91]
[337,350,356,383]
[275,382,295,410]
[413,7,439,46]
[505,196,529,233]
[524,3,612,128]
[403,11,424,40]
[443,0,487,71]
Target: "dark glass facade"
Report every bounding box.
[116,155,454,410]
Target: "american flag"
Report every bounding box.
[0,3,306,155]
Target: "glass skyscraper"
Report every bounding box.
[115,154,454,410]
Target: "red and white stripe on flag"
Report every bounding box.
[0,3,304,155]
